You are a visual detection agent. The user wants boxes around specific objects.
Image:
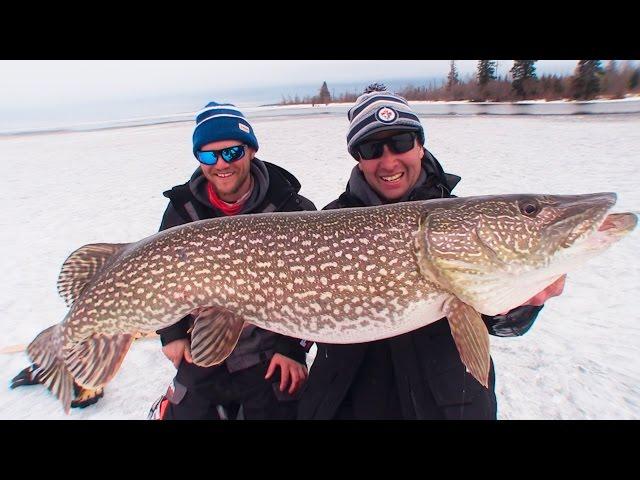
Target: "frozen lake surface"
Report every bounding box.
[0,112,638,419]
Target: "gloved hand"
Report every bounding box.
[71,385,104,409]
[482,305,544,337]
[10,364,42,388]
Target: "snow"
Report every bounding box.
[0,111,638,419]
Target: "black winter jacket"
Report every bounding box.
[297,149,542,419]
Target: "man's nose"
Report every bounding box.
[213,156,231,169]
[377,144,399,167]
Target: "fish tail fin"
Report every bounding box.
[26,325,75,413]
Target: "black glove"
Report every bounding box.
[10,364,42,388]
[71,385,104,409]
[482,305,544,337]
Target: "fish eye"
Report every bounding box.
[519,201,540,217]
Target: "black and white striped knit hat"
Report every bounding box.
[346,83,425,159]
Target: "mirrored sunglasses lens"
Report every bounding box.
[197,151,217,165]
[221,145,245,162]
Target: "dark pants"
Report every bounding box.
[162,360,298,420]
[298,329,498,420]
[332,341,405,420]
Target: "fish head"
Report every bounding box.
[416,192,637,315]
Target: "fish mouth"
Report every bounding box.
[577,207,637,252]
[555,193,626,248]
[597,212,638,235]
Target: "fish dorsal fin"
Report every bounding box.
[57,243,130,307]
[443,296,491,389]
[190,307,245,368]
[65,333,135,390]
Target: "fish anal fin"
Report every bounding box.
[57,243,130,307]
[65,333,135,390]
[444,297,491,388]
[190,307,245,368]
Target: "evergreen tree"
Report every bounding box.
[629,68,640,90]
[602,60,620,96]
[571,60,604,100]
[447,60,459,88]
[477,60,497,86]
[318,81,331,105]
[511,60,538,98]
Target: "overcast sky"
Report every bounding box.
[2,60,624,111]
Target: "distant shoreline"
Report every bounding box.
[2,96,639,137]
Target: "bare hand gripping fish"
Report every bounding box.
[18,193,637,412]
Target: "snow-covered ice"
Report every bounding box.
[0,112,638,419]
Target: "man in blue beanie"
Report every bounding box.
[144,101,316,419]
[9,101,316,414]
[13,101,316,416]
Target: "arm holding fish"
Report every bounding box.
[265,353,308,395]
[265,336,311,394]
[482,305,543,337]
[482,275,567,337]
[158,318,193,367]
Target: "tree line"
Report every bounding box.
[279,61,640,105]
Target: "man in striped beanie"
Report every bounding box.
[298,84,565,420]
[344,83,433,202]
[346,83,425,160]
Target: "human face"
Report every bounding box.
[199,140,255,202]
[356,130,423,202]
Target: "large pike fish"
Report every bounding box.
[20,193,637,412]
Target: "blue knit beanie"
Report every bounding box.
[192,102,259,158]
[346,83,425,159]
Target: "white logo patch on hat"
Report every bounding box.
[238,123,250,133]
[375,106,398,124]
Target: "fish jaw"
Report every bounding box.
[583,212,638,250]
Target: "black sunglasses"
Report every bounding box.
[355,132,417,160]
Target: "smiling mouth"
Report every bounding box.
[215,172,234,178]
[381,172,404,183]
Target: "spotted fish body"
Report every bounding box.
[24,193,637,412]
[65,203,448,344]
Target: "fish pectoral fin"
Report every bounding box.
[57,243,130,307]
[26,324,75,413]
[443,297,491,389]
[190,307,245,368]
[65,333,135,391]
